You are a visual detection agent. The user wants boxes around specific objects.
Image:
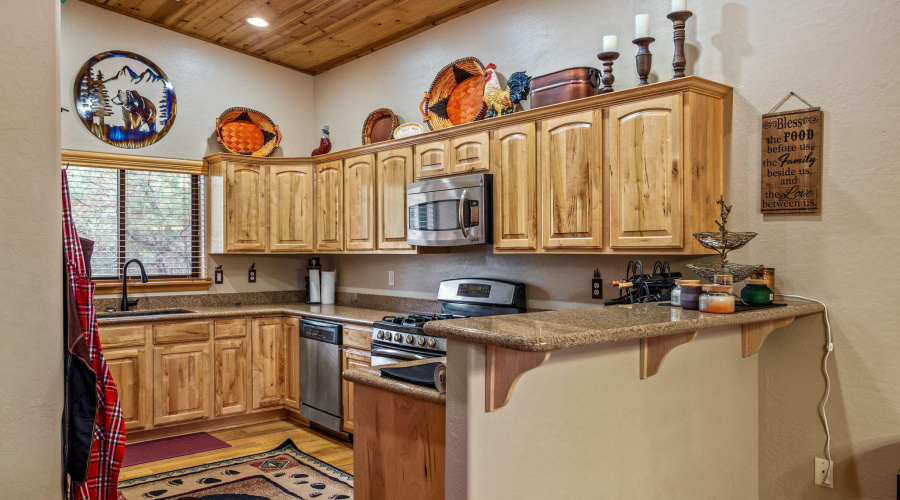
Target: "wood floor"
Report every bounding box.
[119,419,354,481]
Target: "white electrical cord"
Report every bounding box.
[776,294,834,486]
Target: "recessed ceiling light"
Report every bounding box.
[247,17,269,27]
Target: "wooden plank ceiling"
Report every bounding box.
[79,0,500,75]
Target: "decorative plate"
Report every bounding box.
[393,122,425,139]
[419,56,487,131]
[73,50,177,148]
[362,108,399,145]
[215,107,282,157]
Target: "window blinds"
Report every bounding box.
[66,165,205,280]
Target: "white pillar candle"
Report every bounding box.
[602,35,618,52]
[672,0,687,12]
[635,14,650,38]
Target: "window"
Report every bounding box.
[67,166,205,280]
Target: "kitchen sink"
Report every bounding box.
[97,308,196,319]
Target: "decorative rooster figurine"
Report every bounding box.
[483,63,531,118]
[311,125,332,156]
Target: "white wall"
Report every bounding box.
[0,1,63,498]
[312,0,900,498]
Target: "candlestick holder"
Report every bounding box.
[596,51,620,94]
[632,37,655,86]
[667,10,693,78]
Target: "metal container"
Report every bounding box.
[755,268,776,292]
[529,67,601,108]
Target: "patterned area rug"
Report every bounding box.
[117,439,353,499]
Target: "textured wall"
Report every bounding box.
[60,2,311,296]
[0,1,64,498]
[312,0,900,497]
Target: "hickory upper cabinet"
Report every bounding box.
[539,110,603,250]
[609,95,684,249]
[414,133,490,180]
[269,164,315,252]
[316,161,344,252]
[224,163,267,252]
[376,148,415,250]
[344,155,376,251]
[493,123,538,251]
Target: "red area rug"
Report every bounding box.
[123,432,231,467]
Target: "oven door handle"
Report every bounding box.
[458,189,469,238]
[371,346,432,361]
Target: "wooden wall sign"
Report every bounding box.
[760,107,822,213]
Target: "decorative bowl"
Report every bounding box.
[419,56,487,131]
[393,122,425,139]
[216,107,281,157]
[692,231,758,252]
[362,108,398,145]
[687,262,765,284]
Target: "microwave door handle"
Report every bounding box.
[458,189,469,238]
[371,346,430,361]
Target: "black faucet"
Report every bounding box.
[121,259,149,311]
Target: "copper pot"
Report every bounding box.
[529,67,601,108]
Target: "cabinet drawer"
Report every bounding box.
[343,326,372,351]
[99,324,147,349]
[450,132,490,174]
[152,320,211,344]
[214,318,249,339]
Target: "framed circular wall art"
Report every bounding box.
[73,51,177,148]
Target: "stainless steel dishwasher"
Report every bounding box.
[298,318,343,434]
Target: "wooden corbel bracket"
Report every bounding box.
[742,317,795,357]
[485,346,550,412]
[640,331,698,379]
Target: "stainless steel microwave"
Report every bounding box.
[407,174,492,246]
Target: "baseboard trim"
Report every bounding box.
[126,409,290,444]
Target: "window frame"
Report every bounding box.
[63,150,212,294]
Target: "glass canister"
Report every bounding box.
[742,279,774,305]
[671,279,701,307]
[713,274,734,286]
[680,283,704,310]
[699,285,735,313]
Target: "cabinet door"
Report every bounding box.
[106,348,151,431]
[540,110,602,250]
[609,94,684,248]
[282,318,301,410]
[493,123,537,250]
[376,148,414,250]
[414,140,450,179]
[153,343,211,426]
[225,163,267,252]
[251,317,283,409]
[344,155,376,251]
[268,164,315,252]
[450,132,490,174]
[315,161,344,251]
[214,339,248,417]
[341,348,372,433]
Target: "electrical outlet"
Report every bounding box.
[815,457,833,488]
[388,271,394,286]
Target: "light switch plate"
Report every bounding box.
[388,271,394,286]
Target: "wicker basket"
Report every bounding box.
[692,231,758,252]
[419,57,487,131]
[361,108,398,145]
[215,107,281,157]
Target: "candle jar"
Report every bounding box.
[671,279,700,307]
[680,283,703,310]
[699,285,735,314]
[741,279,774,305]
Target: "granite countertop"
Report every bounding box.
[424,299,825,352]
[342,357,446,406]
[96,302,400,326]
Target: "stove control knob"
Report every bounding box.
[394,333,402,342]
[427,338,436,348]
[377,330,384,340]
[417,336,426,346]
[406,335,414,344]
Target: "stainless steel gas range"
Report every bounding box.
[370,278,527,366]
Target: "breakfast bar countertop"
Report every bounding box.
[424,299,825,352]
[96,302,403,327]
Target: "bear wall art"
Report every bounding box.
[74,51,177,148]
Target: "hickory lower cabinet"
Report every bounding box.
[251,317,285,409]
[105,347,152,431]
[153,342,212,426]
[353,384,446,500]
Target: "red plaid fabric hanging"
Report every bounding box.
[63,170,126,499]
